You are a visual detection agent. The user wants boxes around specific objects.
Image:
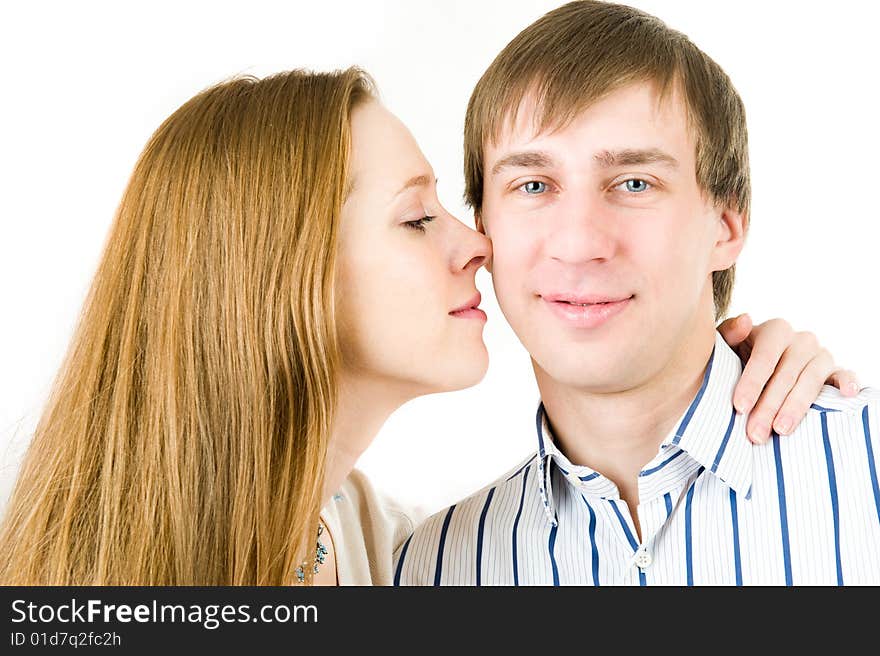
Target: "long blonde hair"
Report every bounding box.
[0,68,374,584]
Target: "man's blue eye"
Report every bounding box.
[522,181,547,194]
[623,179,650,193]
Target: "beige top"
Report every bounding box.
[320,469,418,586]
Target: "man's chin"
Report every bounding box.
[533,348,641,393]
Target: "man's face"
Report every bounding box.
[480,81,743,392]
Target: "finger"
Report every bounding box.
[733,319,795,415]
[745,341,826,442]
[826,369,861,397]
[718,313,752,348]
[770,350,837,438]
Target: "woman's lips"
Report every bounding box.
[449,307,488,321]
[449,292,487,322]
[541,294,633,329]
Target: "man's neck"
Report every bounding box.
[535,323,717,506]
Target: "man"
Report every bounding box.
[393,0,880,585]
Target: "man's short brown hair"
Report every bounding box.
[464,0,750,318]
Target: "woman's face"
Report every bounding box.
[336,101,491,396]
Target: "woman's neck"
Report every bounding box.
[322,371,411,507]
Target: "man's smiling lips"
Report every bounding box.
[539,293,634,329]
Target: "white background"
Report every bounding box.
[1,1,878,518]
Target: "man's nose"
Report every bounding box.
[545,193,617,265]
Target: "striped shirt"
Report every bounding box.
[394,333,880,585]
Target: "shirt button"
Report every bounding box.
[634,550,653,569]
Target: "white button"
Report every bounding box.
[634,550,653,569]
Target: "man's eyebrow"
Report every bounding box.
[490,151,556,177]
[593,148,679,169]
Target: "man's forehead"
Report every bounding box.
[485,81,693,162]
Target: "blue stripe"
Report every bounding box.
[393,533,413,586]
[475,488,496,587]
[609,499,639,551]
[582,496,600,586]
[811,403,841,413]
[548,518,560,586]
[558,465,599,482]
[640,448,686,477]
[820,413,844,585]
[540,459,550,507]
[863,406,880,526]
[672,348,714,445]
[578,471,601,482]
[711,408,737,473]
[729,488,742,586]
[536,403,547,457]
[506,458,534,482]
[639,569,647,586]
[772,434,793,586]
[684,467,705,586]
[661,493,673,587]
[512,467,530,586]
[433,505,456,586]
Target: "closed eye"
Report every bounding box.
[404,215,436,232]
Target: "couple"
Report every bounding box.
[0,1,874,586]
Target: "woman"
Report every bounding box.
[0,68,856,585]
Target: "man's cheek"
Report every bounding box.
[494,239,533,274]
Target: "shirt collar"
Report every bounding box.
[536,331,754,523]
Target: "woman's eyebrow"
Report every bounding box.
[392,174,436,198]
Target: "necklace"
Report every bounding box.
[295,521,328,583]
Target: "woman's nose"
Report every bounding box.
[453,221,492,272]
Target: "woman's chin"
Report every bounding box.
[432,346,490,393]
[384,343,489,398]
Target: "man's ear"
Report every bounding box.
[710,205,747,272]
